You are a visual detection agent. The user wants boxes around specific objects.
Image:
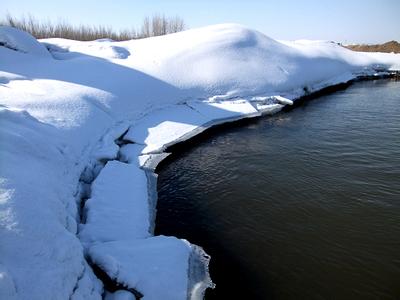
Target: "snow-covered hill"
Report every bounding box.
[1,24,399,300]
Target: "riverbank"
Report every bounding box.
[1,24,400,299]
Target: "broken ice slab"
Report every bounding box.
[79,160,151,246]
[255,103,284,115]
[88,236,213,300]
[187,99,261,123]
[123,105,210,154]
[274,95,293,105]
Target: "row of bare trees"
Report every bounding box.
[140,15,185,37]
[1,14,186,41]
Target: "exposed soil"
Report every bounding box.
[345,40,400,53]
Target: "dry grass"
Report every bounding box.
[0,14,186,41]
[345,41,400,54]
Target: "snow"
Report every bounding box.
[89,236,191,300]
[42,38,131,60]
[104,290,136,300]
[1,23,400,299]
[119,143,146,165]
[89,236,212,300]
[122,100,262,155]
[118,143,170,171]
[0,25,50,57]
[274,96,293,105]
[123,105,210,154]
[0,107,102,299]
[79,160,150,246]
[187,99,260,122]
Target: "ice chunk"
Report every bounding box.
[79,161,150,245]
[255,103,284,115]
[187,244,214,300]
[274,95,293,105]
[89,236,213,300]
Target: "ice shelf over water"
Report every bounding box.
[1,24,400,299]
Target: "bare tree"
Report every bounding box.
[151,14,167,36]
[141,14,186,37]
[1,14,186,41]
[168,16,185,33]
[140,16,151,38]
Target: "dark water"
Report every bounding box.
[155,80,400,299]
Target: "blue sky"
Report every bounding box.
[2,0,399,43]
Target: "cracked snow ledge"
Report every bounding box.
[73,70,393,300]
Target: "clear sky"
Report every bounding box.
[1,0,399,44]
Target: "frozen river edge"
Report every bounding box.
[77,71,394,300]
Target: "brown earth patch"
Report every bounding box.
[345,41,400,53]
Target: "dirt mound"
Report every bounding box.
[345,41,400,53]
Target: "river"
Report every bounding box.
[155,79,400,299]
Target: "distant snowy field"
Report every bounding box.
[1,24,399,300]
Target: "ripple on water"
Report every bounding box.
[156,80,400,299]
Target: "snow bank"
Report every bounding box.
[0,107,103,299]
[0,25,50,57]
[42,38,131,60]
[1,24,400,299]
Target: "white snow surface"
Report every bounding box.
[123,104,210,154]
[104,290,136,300]
[89,236,192,300]
[79,160,151,246]
[0,26,50,57]
[1,23,400,299]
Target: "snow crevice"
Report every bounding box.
[69,264,86,300]
[76,121,216,299]
[89,262,144,299]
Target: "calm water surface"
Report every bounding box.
[155,80,400,299]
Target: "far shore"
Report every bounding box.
[345,40,400,53]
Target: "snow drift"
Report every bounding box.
[1,23,399,299]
